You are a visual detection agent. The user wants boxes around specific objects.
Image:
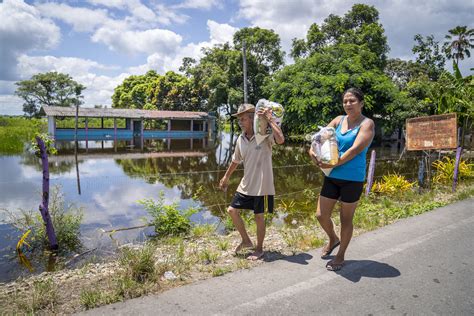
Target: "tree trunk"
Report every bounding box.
[36,136,58,250]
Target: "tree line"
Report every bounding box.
[16,4,474,137]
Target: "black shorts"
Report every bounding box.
[320,177,364,203]
[230,192,274,214]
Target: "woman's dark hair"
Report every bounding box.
[343,88,364,102]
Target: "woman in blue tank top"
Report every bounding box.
[309,88,374,271]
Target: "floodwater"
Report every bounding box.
[0,132,418,282]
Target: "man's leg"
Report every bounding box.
[316,195,339,257]
[329,201,357,268]
[248,213,265,260]
[227,206,253,252]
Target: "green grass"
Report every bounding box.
[119,244,157,283]
[80,288,120,310]
[191,224,216,238]
[212,266,232,277]
[0,117,47,154]
[199,248,219,264]
[14,278,59,313]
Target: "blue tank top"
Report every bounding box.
[328,116,369,182]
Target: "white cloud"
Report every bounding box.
[35,2,110,32]
[12,55,127,107]
[128,20,238,75]
[238,0,328,50]
[17,55,115,79]
[0,94,23,116]
[154,4,189,25]
[175,0,222,10]
[0,0,61,80]
[92,25,183,55]
[207,20,238,44]
[87,0,127,9]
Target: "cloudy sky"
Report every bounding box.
[1,0,473,115]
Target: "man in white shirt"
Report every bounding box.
[219,103,285,260]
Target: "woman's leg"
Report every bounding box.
[331,201,358,265]
[316,195,339,255]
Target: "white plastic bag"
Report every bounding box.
[254,99,284,145]
[308,126,339,176]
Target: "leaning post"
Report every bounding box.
[365,150,376,196]
[452,147,462,192]
[36,136,58,250]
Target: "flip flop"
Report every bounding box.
[247,251,264,261]
[320,241,340,258]
[326,260,344,271]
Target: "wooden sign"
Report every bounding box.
[406,113,457,151]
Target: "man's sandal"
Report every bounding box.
[321,241,340,258]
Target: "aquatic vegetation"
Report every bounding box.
[139,193,197,238]
[2,186,83,253]
[0,117,46,154]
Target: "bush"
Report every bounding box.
[2,186,83,252]
[433,157,474,183]
[371,173,415,195]
[139,193,197,238]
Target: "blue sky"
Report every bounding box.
[1,0,473,115]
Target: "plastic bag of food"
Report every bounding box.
[254,99,284,145]
[307,126,339,176]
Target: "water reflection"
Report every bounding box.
[0,133,420,281]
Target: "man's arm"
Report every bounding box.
[260,108,285,144]
[268,119,285,144]
[219,161,239,191]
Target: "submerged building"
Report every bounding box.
[40,106,216,141]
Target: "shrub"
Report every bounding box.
[139,193,197,238]
[371,173,415,195]
[432,157,474,183]
[2,186,83,252]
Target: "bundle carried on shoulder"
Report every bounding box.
[254,99,284,145]
[307,126,339,176]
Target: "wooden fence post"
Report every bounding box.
[365,150,376,196]
[452,147,462,192]
[417,157,425,193]
[36,136,58,250]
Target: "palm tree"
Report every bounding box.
[443,26,474,66]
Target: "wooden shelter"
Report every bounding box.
[40,106,216,141]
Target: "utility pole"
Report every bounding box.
[242,40,248,104]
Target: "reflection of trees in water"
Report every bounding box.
[21,153,76,175]
[114,139,327,218]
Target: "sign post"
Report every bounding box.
[406,114,458,190]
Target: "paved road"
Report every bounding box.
[81,199,474,315]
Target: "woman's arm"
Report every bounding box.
[327,115,344,129]
[335,119,375,166]
[308,115,343,165]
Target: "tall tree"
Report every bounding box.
[274,5,396,135]
[112,70,207,111]
[443,26,474,66]
[291,4,389,68]
[185,27,285,118]
[15,72,85,118]
[412,34,446,80]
